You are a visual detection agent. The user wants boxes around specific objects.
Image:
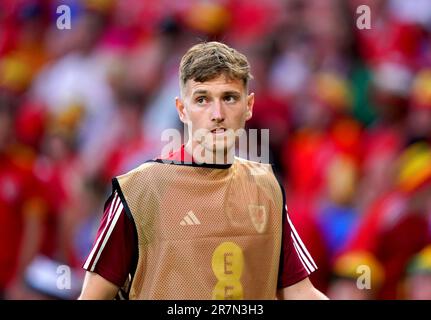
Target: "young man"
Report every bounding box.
[79,41,327,300]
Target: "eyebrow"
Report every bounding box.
[222,91,241,96]
[192,90,209,96]
[191,90,241,96]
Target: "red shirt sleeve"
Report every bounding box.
[277,205,318,288]
[82,191,136,287]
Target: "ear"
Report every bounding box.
[245,92,255,121]
[175,97,188,123]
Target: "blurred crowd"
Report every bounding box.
[1,0,431,300]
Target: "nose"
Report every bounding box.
[211,100,225,123]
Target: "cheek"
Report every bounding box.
[238,110,249,124]
[187,111,207,128]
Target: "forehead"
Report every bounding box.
[184,74,246,96]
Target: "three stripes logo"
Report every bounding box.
[180,210,201,226]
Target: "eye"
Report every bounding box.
[196,96,208,105]
[224,95,238,104]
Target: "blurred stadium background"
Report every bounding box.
[1,0,431,300]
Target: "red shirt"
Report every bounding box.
[0,148,45,288]
[83,146,316,293]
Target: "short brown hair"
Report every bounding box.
[179,41,253,91]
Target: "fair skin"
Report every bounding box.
[176,74,253,164]
[79,74,328,300]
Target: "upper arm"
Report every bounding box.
[276,277,328,300]
[78,271,119,300]
[277,204,317,288]
[82,191,136,288]
[79,191,128,300]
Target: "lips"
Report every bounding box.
[210,127,226,134]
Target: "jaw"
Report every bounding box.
[186,133,236,164]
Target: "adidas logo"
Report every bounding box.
[180,211,201,226]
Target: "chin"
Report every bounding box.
[208,135,235,152]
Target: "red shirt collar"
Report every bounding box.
[159,144,194,163]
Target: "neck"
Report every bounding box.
[185,141,235,165]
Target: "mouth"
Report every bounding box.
[210,127,227,134]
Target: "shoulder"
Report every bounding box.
[234,157,275,176]
[113,160,183,196]
[115,160,163,181]
[234,156,272,168]
[113,161,162,194]
[234,157,283,192]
